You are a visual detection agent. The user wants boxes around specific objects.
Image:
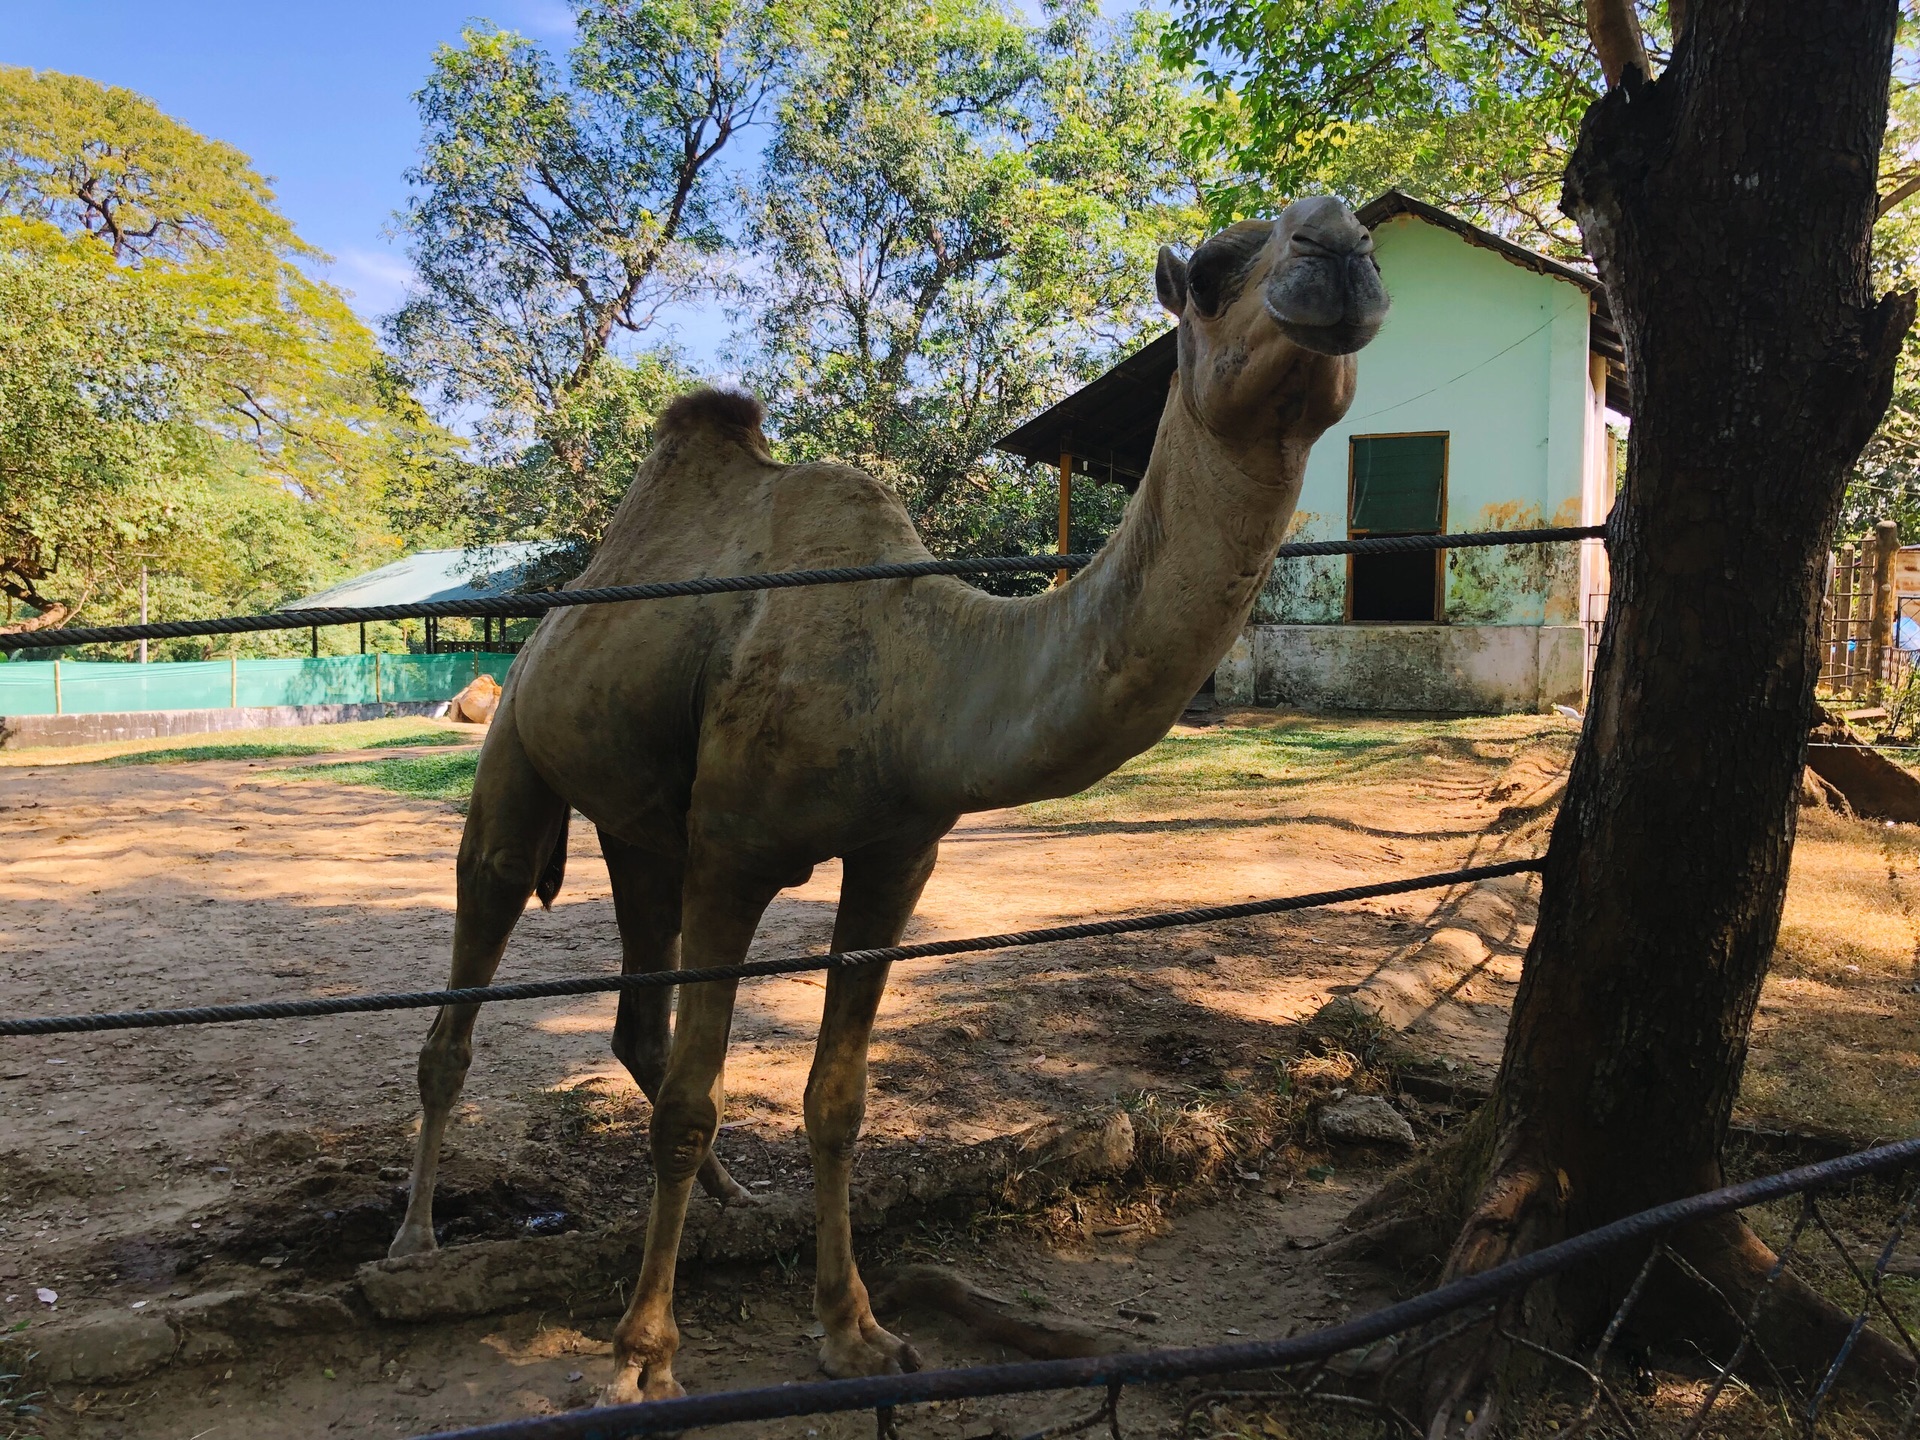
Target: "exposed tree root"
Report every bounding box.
[1350,1150,1916,1437]
[868,1264,1131,1359]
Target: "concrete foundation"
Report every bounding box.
[0,700,447,750]
[1215,624,1585,714]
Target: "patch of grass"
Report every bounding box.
[1016,713,1566,825]
[15,717,481,768]
[106,730,457,765]
[292,751,480,808]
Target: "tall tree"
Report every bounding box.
[0,67,443,637]
[1314,0,1911,1424]
[743,0,1201,567]
[388,0,790,571]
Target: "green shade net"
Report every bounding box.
[1350,434,1446,534]
[0,653,516,717]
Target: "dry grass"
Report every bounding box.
[1742,808,1920,1141]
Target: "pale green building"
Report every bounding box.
[998,191,1625,714]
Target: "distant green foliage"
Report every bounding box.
[0,66,452,648]
[742,0,1198,580]
[387,0,793,575]
[1157,0,1654,249]
[391,0,1197,587]
[1845,27,1920,544]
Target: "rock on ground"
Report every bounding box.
[1318,1094,1416,1149]
[10,1311,178,1384]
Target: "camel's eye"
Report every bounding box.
[1186,247,1239,318]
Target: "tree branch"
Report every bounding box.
[1880,172,1920,218]
[1583,0,1649,88]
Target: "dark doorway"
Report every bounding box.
[1348,433,1447,623]
[1351,550,1442,621]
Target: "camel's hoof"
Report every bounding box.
[599,1366,684,1407]
[820,1326,921,1379]
[701,1165,758,1206]
[387,1226,437,1260]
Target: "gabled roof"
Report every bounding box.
[285,542,550,610]
[994,190,1628,489]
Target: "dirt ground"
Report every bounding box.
[1,709,1916,1439]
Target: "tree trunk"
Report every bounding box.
[1399,1,1913,1426]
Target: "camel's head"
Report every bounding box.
[1156,196,1388,454]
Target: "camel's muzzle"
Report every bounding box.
[1264,227,1390,357]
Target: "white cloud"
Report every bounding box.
[328,247,417,321]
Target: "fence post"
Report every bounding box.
[1871,518,1899,696]
[52,658,61,716]
[1847,539,1870,697]
[373,651,381,705]
[229,654,239,709]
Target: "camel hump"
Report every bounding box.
[656,387,773,459]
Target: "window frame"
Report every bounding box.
[1345,430,1450,624]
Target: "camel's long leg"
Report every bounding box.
[600,829,750,1204]
[603,854,780,1405]
[390,711,567,1259]
[808,838,941,1378]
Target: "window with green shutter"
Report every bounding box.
[1349,434,1447,534]
[1348,433,1447,622]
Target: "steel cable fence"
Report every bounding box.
[0,526,1604,654]
[0,859,1539,1035]
[406,1137,1920,1440]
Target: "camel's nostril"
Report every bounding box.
[1288,227,1374,263]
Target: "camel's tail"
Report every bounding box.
[535,808,570,910]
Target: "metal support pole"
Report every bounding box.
[359,622,367,655]
[138,566,148,665]
[1870,518,1899,696]
[310,627,319,658]
[229,654,239,709]
[52,657,61,716]
[1055,450,1072,587]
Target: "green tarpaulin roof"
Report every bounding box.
[285,543,551,610]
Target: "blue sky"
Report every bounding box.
[0,0,735,362]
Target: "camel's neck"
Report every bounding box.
[933,383,1310,811]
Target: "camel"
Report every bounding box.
[388,195,1389,1404]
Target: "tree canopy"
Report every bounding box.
[386,0,792,578]
[1158,0,1647,250]
[0,66,447,644]
[390,0,1205,582]
[741,0,1200,567]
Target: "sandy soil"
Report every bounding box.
[0,709,1912,1438]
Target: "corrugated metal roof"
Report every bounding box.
[285,542,552,610]
[994,190,1629,490]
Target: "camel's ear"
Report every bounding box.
[1155,246,1188,316]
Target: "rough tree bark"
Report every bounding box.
[1374,0,1915,1428]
